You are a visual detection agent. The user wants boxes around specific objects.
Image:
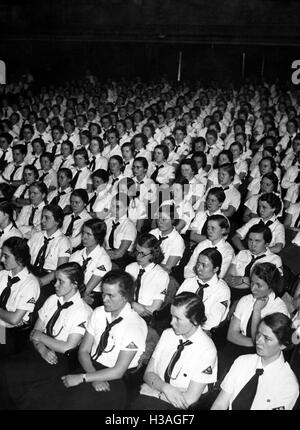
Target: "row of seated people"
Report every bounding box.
[0,75,300,410]
[0,245,299,411]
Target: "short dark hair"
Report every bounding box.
[154,144,169,160]
[82,218,106,246]
[30,181,48,198]
[101,270,135,303]
[13,144,27,156]
[41,152,54,164]
[180,158,198,175]
[23,164,39,181]
[91,168,109,183]
[218,162,235,179]
[71,188,89,205]
[137,233,164,264]
[251,262,281,295]
[43,204,65,228]
[134,156,148,169]
[261,313,294,347]
[3,236,31,268]
[207,214,230,235]
[248,224,272,245]
[172,292,206,326]
[56,262,85,296]
[198,247,223,275]
[58,167,73,180]
[207,187,226,204]
[192,151,207,168]
[74,148,89,164]
[258,192,282,215]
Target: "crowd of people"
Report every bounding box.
[0,73,300,410]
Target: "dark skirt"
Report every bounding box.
[0,344,70,410]
[27,362,127,410]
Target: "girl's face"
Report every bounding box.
[193,156,204,170]
[195,254,217,281]
[61,143,71,157]
[75,154,87,169]
[41,209,58,232]
[1,246,19,271]
[41,157,52,171]
[218,154,230,165]
[194,141,205,152]
[218,168,231,186]
[58,171,71,188]
[143,126,152,138]
[261,177,275,194]
[258,200,275,220]
[92,176,104,190]
[172,183,184,201]
[260,160,272,175]
[23,169,36,185]
[70,195,85,214]
[136,244,152,267]
[55,270,77,300]
[154,148,165,164]
[181,164,193,180]
[206,220,224,243]
[33,142,43,154]
[255,322,283,359]
[170,304,196,338]
[206,193,222,212]
[81,226,97,249]
[132,161,146,179]
[109,158,121,175]
[250,274,272,299]
[157,211,173,233]
[230,145,241,160]
[122,146,133,160]
[89,139,101,154]
[29,185,44,206]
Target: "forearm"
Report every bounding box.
[78,350,97,373]
[190,231,206,244]
[40,271,55,287]
[84,365,126,383]
[227,330,254,347]
[251,311,262,342]
[268,243,283,254]
[0,309,22,326]
[85,277,101,296]
[38,332,71,353]
[144,371,167,394]
[32,339,49,355]
[231,234,245,251]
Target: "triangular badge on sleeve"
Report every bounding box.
[221,300,229,308]
[272,406,285,410]
[202,366,212,374]
[125,341,138,349]
[66,249,72,255]
[27,297,36,304]
[78,321,86,329]
[161,288,167,295]
[97,265,106,271]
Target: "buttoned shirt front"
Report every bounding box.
[149,227,185,266]
[87,302,147,368]
[234,291,289,336]
[38,291,92,341]
[69,245,112,292]
[0,267,40,328]
[125,262,169,306]
[177,274,231,330]
[140,326,217,400]
[28,229,72,271]
[221,353,299,410]
[104,217,137,252]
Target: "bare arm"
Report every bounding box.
[226,315,254,347]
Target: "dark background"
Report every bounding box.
[1,0,300,83]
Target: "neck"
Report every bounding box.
[86,244,97,255]
[111,303,126,319]
[11,265,23,277]
[261,350,281,366]
[63,289,76,303]
[161,227,173,236]
[211,236,222,245]
[263,215,273,221]
[182,324,198,340]
[46,226,57,237]
[60,184,68,190]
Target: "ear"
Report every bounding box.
[213,266,219,275]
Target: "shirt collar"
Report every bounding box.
[58,290,81,305]
[105,301,131,322]
[3,223,14,234]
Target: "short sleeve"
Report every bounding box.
[120,322,146,352]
